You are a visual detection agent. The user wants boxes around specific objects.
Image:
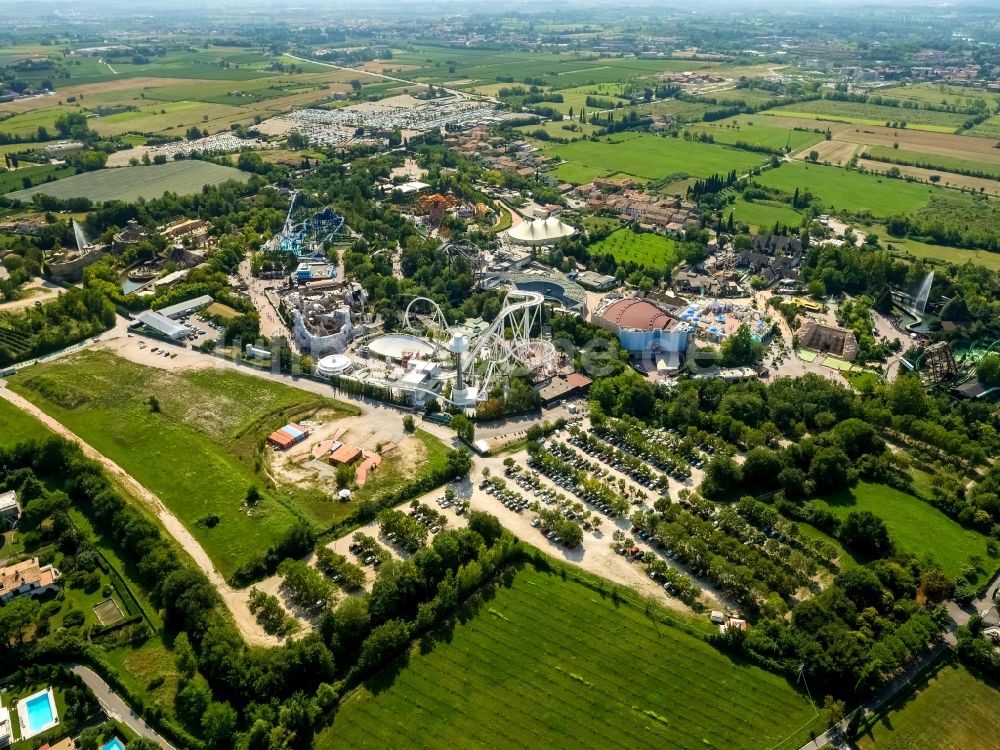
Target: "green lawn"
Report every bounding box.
[546,132,768,183]
[728,196,805,230]
[855,663,1000,750]
[6,161,251,203]
[9,350,358,578]
[0,397,52,449]
[588,228,677,271]
[813,481,1000,582]
[755,162,935,218]
[0,164,75,194]
[880,231,1000,272]
[319,564,820,750]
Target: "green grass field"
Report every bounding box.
[0,163,75,194]
[688,117,828,152]
[6,161,251,203]
[881,232,1000,272]
[728,196,805,230]
[547,132,767,184]
[813,481,1000,582]
[755,162,935,218]
[8,350,357,577]
[588,228,677,271]
[0,398,52,449]
[319,564,820,749]
[863,145,1000,180]
[771,100,968,132]
[855,663,1000,750]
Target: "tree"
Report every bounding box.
[920,566,954,604]
[357,619,410,672]
[807,150,820,163]
[202,701,238,748]
[832,418,884,460]
[809,446,852,492]
[886,374,929,417]
[840,510,892,558]
[174,631,197,678]
[451,413,475,443]
[742,447,783,491]
[336,463,354,490]
[146,395,161,413]
[468,510,502,547]
[719,324,760,367]
[402,415,416,433]
[821,695,846,728]
[175,676,213,731]
[978,353,1000,387]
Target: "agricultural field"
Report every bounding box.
[855,663,1000,750]
[770,99,969,132]
[812,481,1000,581]
[858,159,1000,198]
[0,163,74,194]
[754,161,935,218]
[727,196,805,231]
[8,350,358,578]
[862,145,1000,180]
[687,117,828,152]
[378,47,717,88]
[587,228,677,271]
[6,161,251,203]
[966,115,1000,140]
[0,397,52,449]
[319,564,820,749]
[546,132,767,184]
[876,82,1000,110]
[516,119,602,142]
[879,232,1000,272]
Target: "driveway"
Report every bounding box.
[69,664,177,750]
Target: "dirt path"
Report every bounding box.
[0,385,280,647]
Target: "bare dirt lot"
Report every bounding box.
[858,158,1000,197]
[794,139,859,165]
[269,412,426,494]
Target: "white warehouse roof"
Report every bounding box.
[135,310,189,339]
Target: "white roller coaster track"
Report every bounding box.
[399,289,554,402]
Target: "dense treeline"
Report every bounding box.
[0,287,115,366]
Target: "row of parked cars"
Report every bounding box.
[527,451,627,517]
[479,480,530,513]
[348,541,383,567]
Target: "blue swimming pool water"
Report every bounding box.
[101,738,125,750]
[25,693,54,733]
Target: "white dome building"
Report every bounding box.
[316,354,353,377]
[507,216,576,246]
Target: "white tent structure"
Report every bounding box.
[507,216,576,246]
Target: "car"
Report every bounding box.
[530,518,541,527]
[364,556,376,564]
[431,525,441,533]
[546,531,556,539]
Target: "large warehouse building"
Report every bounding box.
[594,296,691,364]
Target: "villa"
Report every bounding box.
[0,558,61,604]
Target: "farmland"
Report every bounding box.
[6,161,251,203]
[754,161,935,218]
[812,481,1000,582]
[8,350,358,578]
[318,564,820,750]
[855,663,1000,750]
[880,233,1000,272]
[546,132,767,184]
[588,228,677,271]
[770,99,969,132]
[862,144,1000,180]
[687,117,828,152]
[728,196,805,231]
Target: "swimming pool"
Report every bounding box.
[16,688,58,738]
[101,737,125,750]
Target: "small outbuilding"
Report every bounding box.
[267,423,310,450]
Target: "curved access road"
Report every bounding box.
[69,664,177,750]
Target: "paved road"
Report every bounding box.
[69,664,176,750]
